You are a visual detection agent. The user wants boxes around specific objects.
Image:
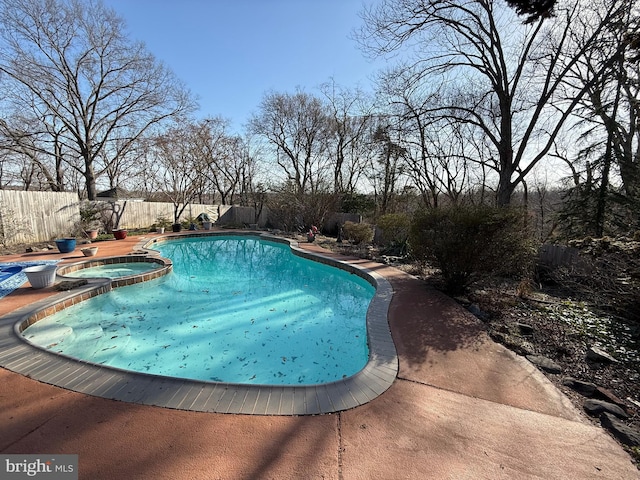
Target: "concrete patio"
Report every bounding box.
[0,233,637,479]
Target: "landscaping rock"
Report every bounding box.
[467,303,488,321]
[583,399,628,419]
[490,332,536,356]
[562,377,597,396]
[600,413,640,447]
[526,355,562,374]
[586,346,619,364]
[514,340,536,356]
[516,322,534,336]
[593,386,628,410]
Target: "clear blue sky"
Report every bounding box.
[103,0,385,132]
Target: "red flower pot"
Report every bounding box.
[113,229,128,240]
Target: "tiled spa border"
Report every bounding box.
[56,255,172,288]
[0,234,397,415]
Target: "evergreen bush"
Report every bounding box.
[409,205,536,293]
[377,213,411,255]
[342,221,374,245]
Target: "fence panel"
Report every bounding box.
[0,191,224,245]
[538,244,580,267]
[114,202,219,229]
[0,191,80,245]
[217,205,267,226]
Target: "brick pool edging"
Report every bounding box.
[0,233,398,415]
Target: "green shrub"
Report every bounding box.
[377,213,411,255]
[343,221,374,245]
[409,205,536,293]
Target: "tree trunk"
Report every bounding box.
[618,157,640,201]
[594,149,611,238]
[496,159,516,207]
[496,181,515,207]
[85,170,97,201]
[54,163,64,192]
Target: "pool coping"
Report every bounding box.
[0,232,398,415]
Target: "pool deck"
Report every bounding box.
[0,232,637,479]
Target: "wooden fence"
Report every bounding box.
[0,190,80,245]
[217,205,268,227]
[114,201,219,230]
[538,244,581,267]
[0,190,229,245]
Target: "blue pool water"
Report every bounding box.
[22,236,374,385]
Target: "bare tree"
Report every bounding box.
[377,66,476,208]
[190,117,246,205]
[558,0,639,235]
[320,79,375,194]
[130,137,162,201]
[570,0,639,198]
[249,89,331,196]
[356,0,629,206]
[368,122,408,215]
[101,137,149,193]
[236,134,267,224]
[0,0,195,199]
[151,125,204,224]
[0,102,69,192]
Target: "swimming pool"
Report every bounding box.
[22,235,374,385]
